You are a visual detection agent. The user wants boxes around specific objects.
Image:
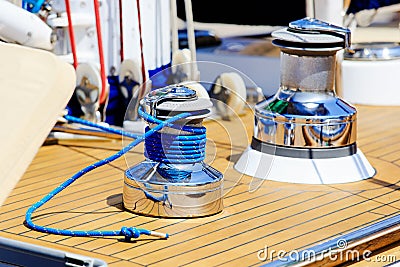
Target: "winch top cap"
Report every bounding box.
[144,85,197,106]
[272,17,351,51]
[142,84,213,116]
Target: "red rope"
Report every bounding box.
[93,0,107,104]
[118,0,124,62]
[64,0,78,69]
[136,0,147,87]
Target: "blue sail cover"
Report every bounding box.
[346,0,400,14]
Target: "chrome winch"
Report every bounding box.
[123,84,224,217]
[235,17,375,184]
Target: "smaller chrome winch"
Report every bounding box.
[235,17,375,184]
[340,41,400,106]
[123,84,224,217]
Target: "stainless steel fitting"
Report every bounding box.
[123,85,224,218]
[253,17,357,158]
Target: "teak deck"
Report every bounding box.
[1,104,400,267]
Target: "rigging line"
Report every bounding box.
[170,0,179,55]
[93,0,107,104]
[184,0,198,80]
[64,0,78,69]
[159,0,164,68]
[136,0,147,88]
[118,0,124,62]
[155,0,159,68]
[63,114,139,139]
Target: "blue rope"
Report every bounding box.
[138,108,204,134]
[64,114,139,139]
[25,106,197,241]
[139,108,207,181]
[144,128,206,164]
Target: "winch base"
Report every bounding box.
[123,161,224,218]
[234,145,375,184]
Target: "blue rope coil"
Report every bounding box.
[141,109,207,181]
[144,127,206,164]
[24,106,204,240]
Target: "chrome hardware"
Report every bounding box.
[143,85,197,114]
[124,162,223,218]
[141,84,213,120]
[234,17,375,185]
[254,17,357,151]
[344,42,400,60]
[124,85,223,218]
[75,76,101,123]
[288,17,352,50]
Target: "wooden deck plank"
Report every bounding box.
[126,196,394,265]
[104,191,317,258]
[1,105,400,266]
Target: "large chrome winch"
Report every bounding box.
[235,17,375,184]
[123,84,224,217]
